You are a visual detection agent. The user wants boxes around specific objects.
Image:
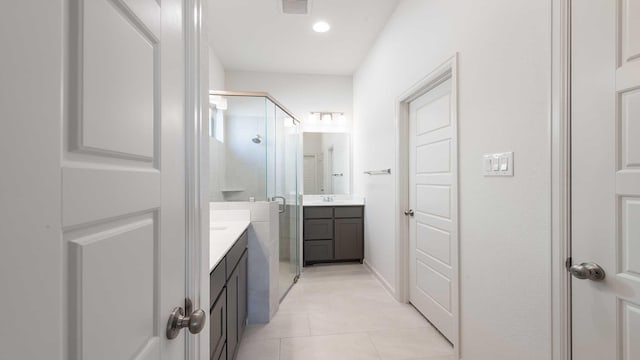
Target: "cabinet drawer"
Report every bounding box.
[304,240,334,262]
[226,231,248,279]
[210,259,226,308]
[334,206,363,218]
[304,219,334,240]
[210,288,226,360]
[304,207,333,219]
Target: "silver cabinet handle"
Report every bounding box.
[569,262,606,281]
[272,196,286,213]
[166,299,206,339]
[404,209,414,217]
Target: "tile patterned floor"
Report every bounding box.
[237,263,454,360]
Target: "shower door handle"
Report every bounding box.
[272,196,286,214]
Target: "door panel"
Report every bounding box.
[416,185,450,218]
[416,260,451,312]
[67,215,157,360]
[572,0,640,358]
[620,0,640,65]
[64,0,185,359]
[1,0,187,359]
[621,89,640,167]
[417,223,451,267]
[409,78,456,343]
[78,0,157,160]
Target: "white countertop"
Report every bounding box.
[302,195,365,207]
[210,210,251,272]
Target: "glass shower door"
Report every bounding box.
[268,104,300,301]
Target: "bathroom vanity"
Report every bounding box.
[303,201,364,266]
[209,217,249,360]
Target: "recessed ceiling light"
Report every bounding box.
[313,21,330,33]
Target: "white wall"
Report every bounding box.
[209,46,225,90]
[209,46,226,201]
[225,71,353,133]
[353,1,551,359]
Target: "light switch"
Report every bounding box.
[499,157,508,171]
[491,159,500,171]
[484,158,493,172]
[482,152,514,177]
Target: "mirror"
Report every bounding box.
[303,132,350,195]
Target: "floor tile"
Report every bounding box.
[368,327,454,360]
[243,313,310,342]
[280,333,381,360]
[236,264,453,360]
[235,338,280,360]
[308,306,430,335]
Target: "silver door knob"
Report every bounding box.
[166,306,206,339]
[569,262,606,281]
[404,209,414,217]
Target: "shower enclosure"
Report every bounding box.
[209,91,300,300]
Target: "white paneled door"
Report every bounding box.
[1,1,190,359]
[408,77,457,344]
[571,1,640,359]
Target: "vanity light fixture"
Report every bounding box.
[309,112,345,122]
[313,21,330,33]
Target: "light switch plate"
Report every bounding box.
[483,152,514,177]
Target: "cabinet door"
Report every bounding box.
[226,265,239,360]
[210,289,226,360]
[334,218,364,260]
[237,251,248,342]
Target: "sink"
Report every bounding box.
[211,225,228,231]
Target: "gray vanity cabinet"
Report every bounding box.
[303,206,364,265]
[210,231,248,360]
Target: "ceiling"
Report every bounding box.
[207,0,401,75]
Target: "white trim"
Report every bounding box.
[551,0,571,359]
[394,54,460,358]
[363,259,397,299]
[185,0,205,358]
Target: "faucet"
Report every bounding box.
[322,195,334,202]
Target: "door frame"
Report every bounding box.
[394,54,460,356]
[185,0,208,358]
[551,0,571,359]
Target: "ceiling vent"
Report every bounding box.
[282,0,309,15]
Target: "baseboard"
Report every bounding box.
[363,259,400,301]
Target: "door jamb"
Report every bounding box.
[551,0,572,359]
[185,0,207,358]
[395,54,460,357]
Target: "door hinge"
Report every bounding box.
[565,257,572,271]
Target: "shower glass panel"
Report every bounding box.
[269,105,300,300]
[209,91,300,301]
